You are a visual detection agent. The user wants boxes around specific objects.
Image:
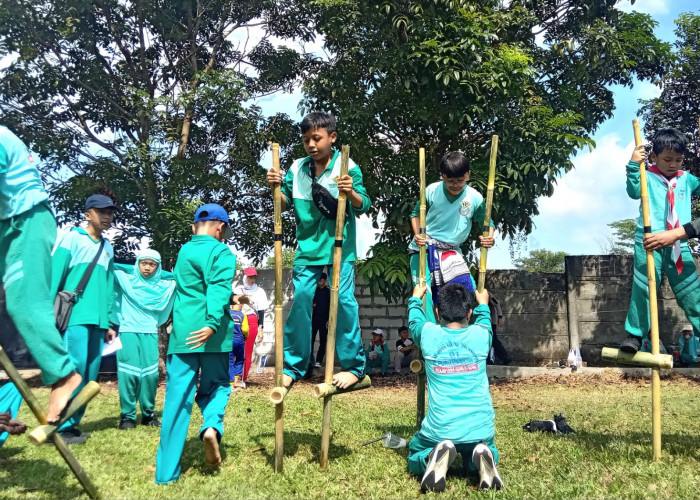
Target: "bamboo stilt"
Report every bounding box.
[477,136,498,292]
[320,145,351,469]
[29,381,100,445]
[0,347,100,499]
[313,376,372,398]
[416,147,427,428]
[409,359,424,374]
[601,348,673,370]
[635,118,662,461]
[271,142,285,473]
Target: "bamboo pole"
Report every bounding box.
[601,348,673,370]
[477,135,498,292]
[320,145,350,469]
[416,147,427,428]
[633,118,662,461]
[409,359,424,374]
[314,376,371,398]
[29,381,100,445]
[0,347,100,499]
[270,142,285,473]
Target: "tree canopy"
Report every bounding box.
[514,249,567,273]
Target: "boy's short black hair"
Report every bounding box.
[300,112,336,134]
[398,325,409,334]
[439,151,470,178]
[437,283,473,323]
[651,128,687,155]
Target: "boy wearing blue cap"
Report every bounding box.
[50,192,118,443]
[0,124,81,425]
[109,249,176,429]
[155,203,237,485]
[266,112,371,390]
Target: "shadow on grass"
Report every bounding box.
[0,453,83,497]
[252,430,352,467]
[178,433,238,477]
[78,416,120,434]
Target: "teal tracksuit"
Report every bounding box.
[406,297,498,476]
[0,383,22,448]
[624,161,700,338]
[280,152,370,381]
[679,334,699,365]
[155,235,236,485]
[0,124,75,387]
[365,341,390,374]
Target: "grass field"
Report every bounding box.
[2,370,700,499]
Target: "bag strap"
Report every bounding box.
[74,239,106,296]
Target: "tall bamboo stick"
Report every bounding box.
[478,136,498,292]
[633,119,662,461]
[320,145,350,469]
[271,143,284,472]
[0,347,100,499]
[416,147,427,428]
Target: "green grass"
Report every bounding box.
[2,371,700,499]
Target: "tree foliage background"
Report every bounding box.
[514,249,567,273]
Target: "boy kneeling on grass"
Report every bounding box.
[407,282,503,492]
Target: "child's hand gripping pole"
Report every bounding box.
[29,381,100,445]
[477,135,498,292]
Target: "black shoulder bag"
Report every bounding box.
[307,155,350,220]
[54,239,105,334]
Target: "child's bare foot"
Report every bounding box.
[202,427,221,467]
[282,374,294,388]
[332,371,360,390]
[47,371,82,423]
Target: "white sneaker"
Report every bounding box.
[472,442,503,490]
[420,440,456,493]
[314,362,321,368]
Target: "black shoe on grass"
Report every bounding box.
[56,431,87,445]
[119,418,136,430]
[619,335,641,354]
[142,415,161,427]
[472,442,503,490]
[420,440,456,493]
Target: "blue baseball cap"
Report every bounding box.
[85,194,118,211]
[194,203,233,240]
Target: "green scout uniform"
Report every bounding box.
[408,181,494,322]
[51,227,115,431]
[0,124,75,386]
[679,333,699,365]
[112,250,176,422]
[406,297,499,476]
[155,235,236,485]
[624,161,700,339]
[365,341,390,374]
[281,151,371,381]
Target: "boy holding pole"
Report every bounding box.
[265,112,371,390]
[155,203,237,485]
[409,152,495,322]
[619,128,700,353]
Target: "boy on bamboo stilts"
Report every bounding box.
[0,124,82,424]
[110,249,176,429]
[155,204,237,485]
[266,112,371,390]
[409,152,495,322]
[51,192,118,444]
[619,129,700,353]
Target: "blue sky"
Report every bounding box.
[248,0,698,268]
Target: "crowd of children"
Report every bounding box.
[7,111,700,494]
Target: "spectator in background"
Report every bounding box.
[487,295,511,366]
[233,267,269,387]
[365,328,391,375]
[395,325,417,374]
[677,324,699,367]
[311,273,331,369]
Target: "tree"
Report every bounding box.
[0,0,314,265]
[605,218,636,255]
[303,0,670,299]
[640,12,700,219]
[514,249,567,273]
[266,247,297,269]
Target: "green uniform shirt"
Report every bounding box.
[281,151,371,265]
[168,235,237,354]
[50,228,115,329]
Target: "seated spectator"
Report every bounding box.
[395,326,417,374]
[677,324,699,367]
[365,328,390,375]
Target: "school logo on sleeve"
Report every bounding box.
[459,198,471,217]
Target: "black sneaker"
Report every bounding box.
[141,415,161,427]
[64,428,91,439]
[472,442,503,490]
[56,431,87,445]
[119,418,136,430]
[620,335,641,354]
[420,440,456,493]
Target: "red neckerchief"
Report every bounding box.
[371,339,384,348]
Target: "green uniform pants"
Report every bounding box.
[625,244,700,338]
[283,263,365,381]
[0,203,75,385]
[155,352,231,485]
[58,325,105,431]
[407,430,499,476]
[117,332,159,421]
